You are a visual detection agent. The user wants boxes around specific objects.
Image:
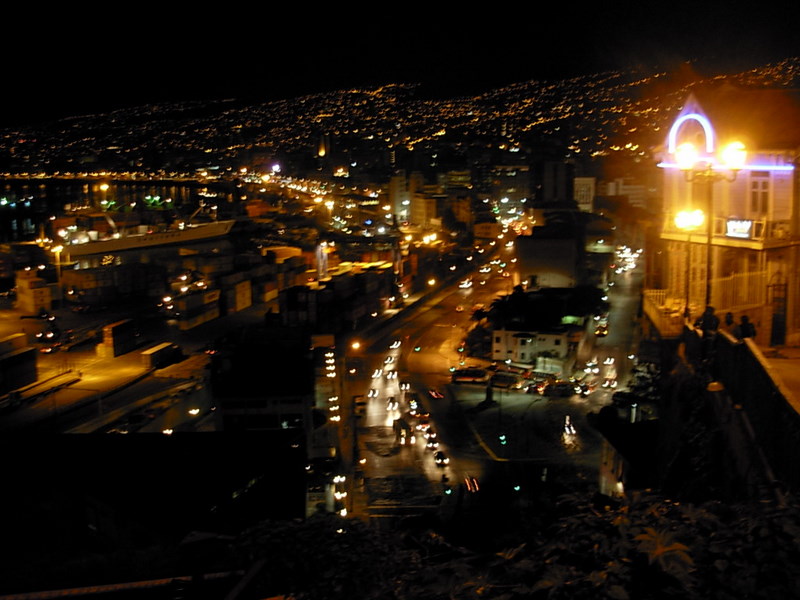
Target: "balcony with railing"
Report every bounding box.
[661,212,793,247]
[644,270,767,340]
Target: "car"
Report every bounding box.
[491,372,522,389]
[386,396,399,410]
[384,356,394,364]
[434,451,450,466]
[35,329,59,342]
[368,388,379,398]
[385,370,397,379]
[428,389,444,399]
[464,474,479,491]
[455,305,464,312]
[389,340,401,349]
[400,381,411,391]
[426,439,439,450]
[595,324,609,337]
[399,431,415,445]
[564,415,576,435]
[543,381,575,397]
[525,379,549,394]
[371,368,383,378]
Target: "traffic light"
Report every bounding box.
[499,433,507,445]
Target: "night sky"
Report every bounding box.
[4,5,799,127]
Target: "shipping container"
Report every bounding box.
[141,342,182,369]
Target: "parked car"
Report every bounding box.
[543,381,575,397]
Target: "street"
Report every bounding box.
[346,245,645,529]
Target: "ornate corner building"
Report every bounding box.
[644,83,800,346]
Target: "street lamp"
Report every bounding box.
[674,210,704,318]
[51,245,64,308]
[674,140,746,307]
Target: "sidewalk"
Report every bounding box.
[755,342,800,413]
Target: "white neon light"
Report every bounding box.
[667,113,715,154]
[726,220,753,239]
[657,162,795,172]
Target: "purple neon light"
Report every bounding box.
[657,162,794,172]
[668,113,715,154]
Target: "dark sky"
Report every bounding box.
[3,6,799,128]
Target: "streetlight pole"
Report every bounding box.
[675,210,704,319]
[704,178,713,308]
[675,141,746,310]
[51,245,63,309]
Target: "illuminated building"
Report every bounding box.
[644,84,800,343]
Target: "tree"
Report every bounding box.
[231,493,800,600]
[233,514,414,600]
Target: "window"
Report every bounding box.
[750,172,769,215]
[555,339,561,345]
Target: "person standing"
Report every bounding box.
[695,305,720,361]
[724,312,735,332]
[734,315,756,340]
[695,305,720,336]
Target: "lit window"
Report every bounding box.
[750,172,769,215]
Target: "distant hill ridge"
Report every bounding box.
[1,57,798,174]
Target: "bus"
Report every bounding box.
[451,367,490,384]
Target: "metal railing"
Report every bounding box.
[682,327,800,499]
[662,213,793,244]
[644,270,768,339]
[642,289,684,338]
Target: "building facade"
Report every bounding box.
[644,85,800,345]
[491,328,571,375]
